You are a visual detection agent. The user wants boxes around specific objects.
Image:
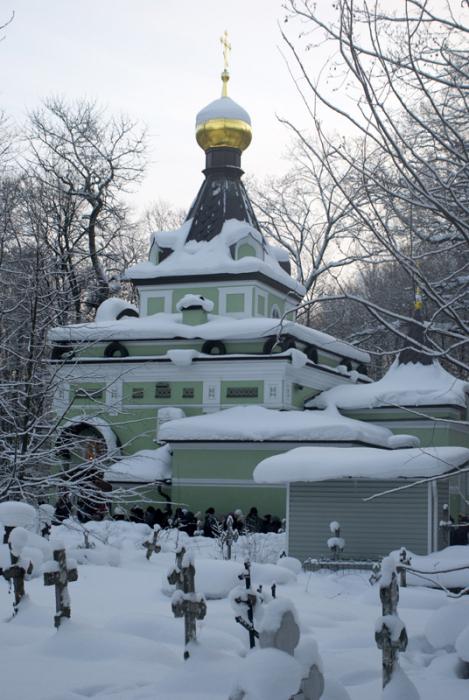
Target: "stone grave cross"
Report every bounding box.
[234,560,259,649]
[375,563,408,689]
[167,546,186,589]
[2,544,33,615]
[43,547,78,628]
[143,526,161,560]
[169,550,207,659]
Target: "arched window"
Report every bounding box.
[271,305,281,319]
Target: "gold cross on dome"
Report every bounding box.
[220,30,231,71]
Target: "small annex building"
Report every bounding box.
[158,403,418,516]
[254,445,469,561]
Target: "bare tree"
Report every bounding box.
[279,0,469,372]
[27,98,147,310]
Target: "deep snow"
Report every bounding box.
[1,521,469,700]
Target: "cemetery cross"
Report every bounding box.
[234,560,259,649]
[2,544,33,615]
[143,526,161,560]
[170,550,207,659]
[375,563,408,689]
[43,547,78,628]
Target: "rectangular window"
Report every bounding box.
[182,387,194,399]
[226,386,259,398]
[132,387,144,399]
[155,382,171,399]
[75,388,103,401]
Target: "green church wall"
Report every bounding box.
[171,483,285,519]
[170,445,294,517]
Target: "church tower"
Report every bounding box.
[126,38,304,321]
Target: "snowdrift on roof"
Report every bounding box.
[125,218,305,296]
[307,359,469,410]
[49,312,370,363]
[158,405,417,448]
[253,445,469,483]
[104,445,172,483]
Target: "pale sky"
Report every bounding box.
[1,0,327,215]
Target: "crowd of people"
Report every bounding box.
[123,504,285,537]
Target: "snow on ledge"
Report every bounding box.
[158,405,416,448]
[105,445,172,483]
[307,359,469,410]
[253,445,469,484]
[48,313,370,364]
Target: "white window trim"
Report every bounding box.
[219,286,253,318]
[139,289,173,316]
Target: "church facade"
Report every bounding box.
[48,65,469,536]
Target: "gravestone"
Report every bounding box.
[43,547,78,628]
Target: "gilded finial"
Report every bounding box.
[414,285,423,311]
[220,30,231,97]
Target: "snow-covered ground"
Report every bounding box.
[1,520,469,700]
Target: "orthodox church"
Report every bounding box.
[49,52,469,555]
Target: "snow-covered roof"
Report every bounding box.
[95,298,139,322]
[253,445,469,484]
[196,96,251,126]
[49,312,370,364]
[104,445,172,483]
[125,219,305,297]
[307,359,469,410]
[158,405,418,448]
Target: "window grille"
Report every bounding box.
[155,382,171,399]
[132,387,144,399]
[226,386,258,398]
[75,388,103,400]
[182,387,194,399]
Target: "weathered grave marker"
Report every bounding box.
[143,525,161,560]
[169,549,207,659]
[398,547,412,588]
[2,538,33,616]
[43,547,78,628]
[375,557,408,689]
[234,560,259,648]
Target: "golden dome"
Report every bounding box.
[195,70,252,152]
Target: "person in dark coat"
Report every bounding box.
[54,494,72,523]
[203,507,218,537]
[245,506,261,533]
[129,506,144,523]
[144,506,157,528]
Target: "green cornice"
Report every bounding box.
[130,271,303,299]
